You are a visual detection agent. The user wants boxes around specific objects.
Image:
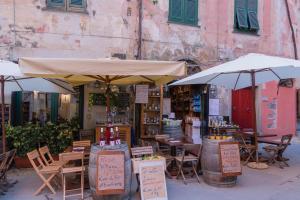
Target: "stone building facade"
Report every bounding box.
[1,0,299,67]
[1,0,300,134]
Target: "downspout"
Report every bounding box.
[10,0,17,60]
[137,0,143,60]
[284,0,298,59]
[134,0,143,145]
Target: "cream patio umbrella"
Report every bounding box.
[171,53,300,169]
[0,60,74,152]
[19,57,186,114]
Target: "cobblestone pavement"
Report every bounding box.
[3,138,300,200]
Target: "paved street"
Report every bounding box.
[2,137,300,200]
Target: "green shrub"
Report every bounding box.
[6,119,78,157]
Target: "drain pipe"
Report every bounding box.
[137,0,143,60]
[284,0,298,59]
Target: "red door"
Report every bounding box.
[232,88,254,129]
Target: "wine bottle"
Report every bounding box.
[115,127,121,145]
[99,127,106,146]
[109,128,115,146]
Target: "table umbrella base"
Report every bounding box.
[247,162,269,169]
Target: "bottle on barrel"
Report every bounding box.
[115,127,121,145]
[106,106,113,144]
[109,127,115,146]
[99,127,106,146]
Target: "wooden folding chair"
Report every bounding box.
[0,152,8,195]
[59,152,85,200]
[0,149,17,186]
[73,140,91,148]
[154,135,172,177]
[39,146,65,167]
[27,150,61,195]
[131,146,153,192]
[263,134,293,168]
[233,133,256,165]
[175,144,202,184]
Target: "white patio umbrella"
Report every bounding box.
[0,60,74,152]
[171,53,300,169]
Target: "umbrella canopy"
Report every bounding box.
[171,53,300,89]
[171,53,300,169]
[0,60,74,153]
[0,60,74,96]
[19,57,186,85]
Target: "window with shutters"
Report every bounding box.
[168,0,198,26]
[234,0,259,32]
[46,0,87,13]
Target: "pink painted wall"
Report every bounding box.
[260,81,296,136]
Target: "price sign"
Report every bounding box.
[219,142,242,177]
[135,85,149,104]
[96,151,125,195]
[139,161,168,200]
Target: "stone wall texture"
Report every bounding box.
[1,0,300,66]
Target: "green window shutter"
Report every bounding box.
[169,0,184,23]
[247,0,259,30]
[50,93,59,123]
[69,0,84,7]
[11,91,23,126]
[184,0,198,25]
[235,0,248,29]
[47,0,65,8]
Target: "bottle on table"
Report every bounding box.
[115,127,121,145]
[109,127,115,146]
[99,127,106,146]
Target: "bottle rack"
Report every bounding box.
[140,86,163,139]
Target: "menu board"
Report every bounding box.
[219,142,242,176]
[139,161,168,200]
[136,85,149,104]
[209,98,220,116]
[96,151,125,195]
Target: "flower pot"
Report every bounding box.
[14,156,32,168]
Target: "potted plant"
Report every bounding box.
[7,120,76,168]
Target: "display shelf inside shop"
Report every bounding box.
[140,85,163,139]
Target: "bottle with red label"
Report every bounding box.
[99,127,106,146]
[109,127,115,146]
[115,127,121,145]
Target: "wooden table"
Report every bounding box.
[156,138,190,176]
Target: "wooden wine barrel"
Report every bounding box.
[162,125,183,139]
[89,143,131,200]
[201,137,237,187]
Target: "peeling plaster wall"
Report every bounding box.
[1,0,300,63]
[0,0,139,60]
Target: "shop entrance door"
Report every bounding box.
[232,88,254,129]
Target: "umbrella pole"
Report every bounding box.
[251,71,258,162]
[1,76,5,153]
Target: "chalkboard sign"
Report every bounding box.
[96,151,125,195]
[139,161,168,200]
[219,142,242,177]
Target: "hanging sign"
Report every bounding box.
[209,98,220,116]
[139,161,168,200]
[96,151,125,195]
[219,142,242,176]
[135,85,149,104]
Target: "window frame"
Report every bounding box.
[46,0,87,13]
[168,0,199,27]
[234,0,259,34]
